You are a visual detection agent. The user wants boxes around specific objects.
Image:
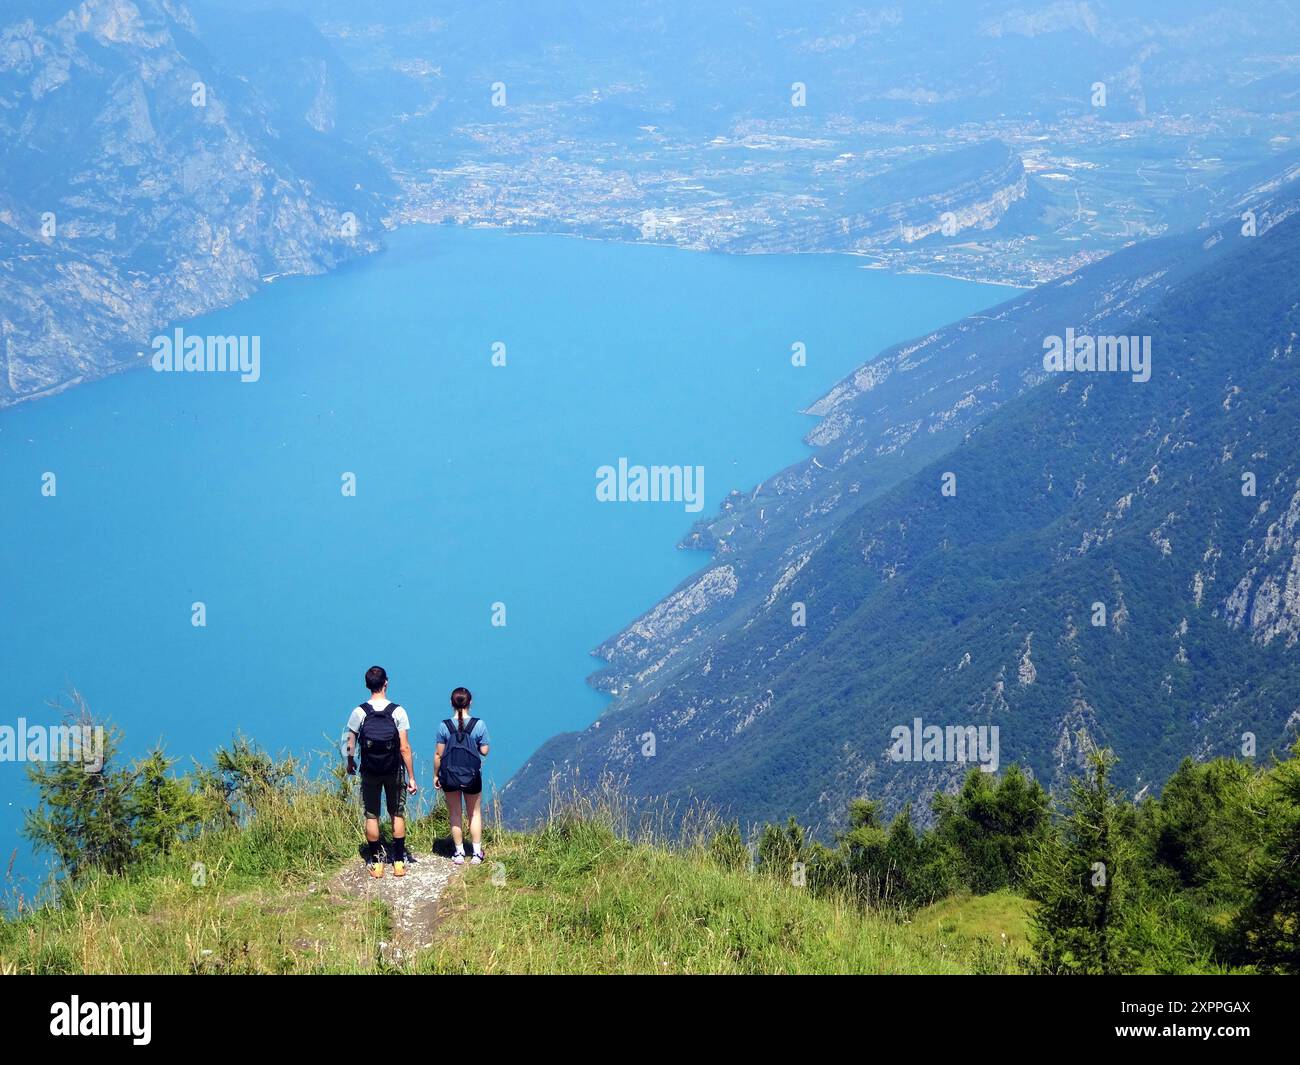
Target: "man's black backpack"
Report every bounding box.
[440,717,482,791]
[357,702,401,776]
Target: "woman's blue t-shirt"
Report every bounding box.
[436,717,490,747]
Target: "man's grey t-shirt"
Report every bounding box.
[347,698,411,737]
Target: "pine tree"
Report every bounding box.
[707,820,749,872]
[1235,742,1300,973]
[933,764,1050,892]
[755,816,805,884]
[128,747,210,863]
[24,696,213,883]
[1026,746,1138,974]
[23,700,135,881]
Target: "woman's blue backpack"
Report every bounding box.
[440,717,482,791]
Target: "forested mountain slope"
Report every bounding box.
[506,193,1300,830]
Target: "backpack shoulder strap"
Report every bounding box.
[378,702,397,717]
[443,718,456,738]
[465,717,479,738]
[360,702,374,716]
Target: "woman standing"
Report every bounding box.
[434,687,490,865]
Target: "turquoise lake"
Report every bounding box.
[0,226,1008,890]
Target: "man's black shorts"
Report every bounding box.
[361,771,407,819]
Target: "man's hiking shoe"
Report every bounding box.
[393,861,406,878]
[452,852,465,866]
[470,853,483,865]
[369,862,385,879]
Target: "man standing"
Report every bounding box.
[345,666,417,878]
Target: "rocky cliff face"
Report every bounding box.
[1224,483,1300,648]
[0,0,387,407]
[723,141,1030,254]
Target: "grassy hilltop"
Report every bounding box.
[1,709,1295,975]
[0,765,1029,976]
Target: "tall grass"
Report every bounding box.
[420,775,1027,974]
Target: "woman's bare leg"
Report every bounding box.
[447,791,463,851]
[465,792,482,851]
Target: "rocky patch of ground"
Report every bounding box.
[327,852,460,961]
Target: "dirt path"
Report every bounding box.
[328,854,461,961]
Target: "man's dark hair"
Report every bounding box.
[365,666,388,693]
